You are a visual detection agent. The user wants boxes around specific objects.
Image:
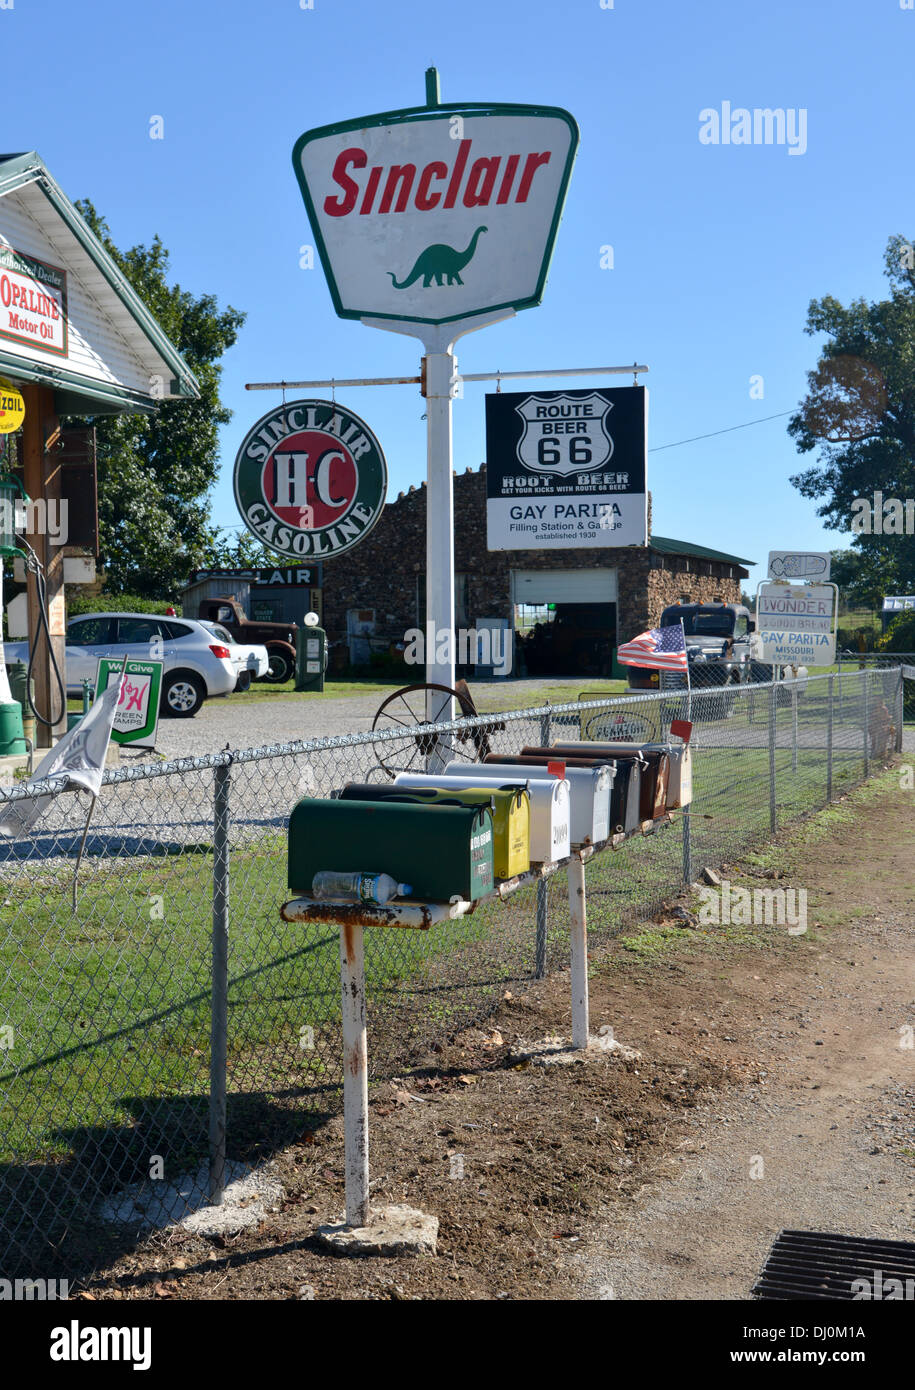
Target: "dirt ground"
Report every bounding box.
[82,763,915,1301]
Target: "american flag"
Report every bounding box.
[617,623,688,672]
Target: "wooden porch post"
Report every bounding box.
[21,383,66,747]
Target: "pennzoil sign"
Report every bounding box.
[233,399,387,560]
[292,99,578,326]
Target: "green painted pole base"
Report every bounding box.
[0,701,27,756]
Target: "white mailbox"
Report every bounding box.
[448,762,613,849]
[394,771,571,865]
[554,741,693,811]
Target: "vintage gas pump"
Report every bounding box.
[294,610,326,693]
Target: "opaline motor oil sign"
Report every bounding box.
[486,386,648,550]
[233,399,387,560]
[0,246,67,357]
[292,101,578,327]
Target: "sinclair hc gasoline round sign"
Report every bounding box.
[233,398,387,559]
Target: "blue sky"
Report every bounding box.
[4,0,913,590]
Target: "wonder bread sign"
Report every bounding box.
[292,96,578,325]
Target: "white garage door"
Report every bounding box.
[511,569,618,605]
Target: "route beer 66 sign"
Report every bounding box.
[292,98,578,326]
[233,399,387,559]
[486,386,648,550]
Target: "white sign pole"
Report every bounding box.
[362,309,513,746]
[422,347,458,728]
[424,348,457,719]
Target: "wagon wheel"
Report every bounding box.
[371,682,500,776]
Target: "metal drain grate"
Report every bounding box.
[754,1230,915,1300]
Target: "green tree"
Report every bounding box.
[789,234,915,598]
[198,527,288,571]
[828,548,886,609]
[877,609,915,651]
[74,201,245,598]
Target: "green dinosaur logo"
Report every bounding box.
[387,226,487,289]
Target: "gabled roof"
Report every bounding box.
[649,534,753,567]
[0,152,199,414]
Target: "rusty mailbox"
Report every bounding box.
[550,740,693,812]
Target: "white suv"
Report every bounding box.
[4,612,237,717]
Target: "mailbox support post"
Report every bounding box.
[568,856,589,1049]
[535,708,552,975]
[340,921,370,1228]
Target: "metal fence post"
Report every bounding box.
[791,681,798,774]
[826,674,834,804]
[209,758,231,1206]
[896,668,904,753]
[535,708,552,978]
[768,683,777,833]
[682,807,692,884]
[863,672,870,779]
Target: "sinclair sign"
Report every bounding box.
[233,398,387,560]
[292,100,578,326]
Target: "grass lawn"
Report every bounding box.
[0,721,873,1174]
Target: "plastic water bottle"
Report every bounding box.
[311,871,411,905]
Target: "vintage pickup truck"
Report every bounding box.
[195,597,298,683]
[626,602,808,712]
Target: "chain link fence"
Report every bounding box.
[0,664,908,1282]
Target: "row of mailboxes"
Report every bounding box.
[340,782,531,880]
[451,760,614,849]
[393,772,570,864]
[288,797,495,902]
[288,739,692,907]
[550,741,693,812]
[505,747,667,823]
[493,745,691,820]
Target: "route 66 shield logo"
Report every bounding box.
[515,392,614,477]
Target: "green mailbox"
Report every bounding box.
[338,782,530,881]
[288,797,495,903]
[295,612,325,693]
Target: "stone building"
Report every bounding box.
[321,466,752,677]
